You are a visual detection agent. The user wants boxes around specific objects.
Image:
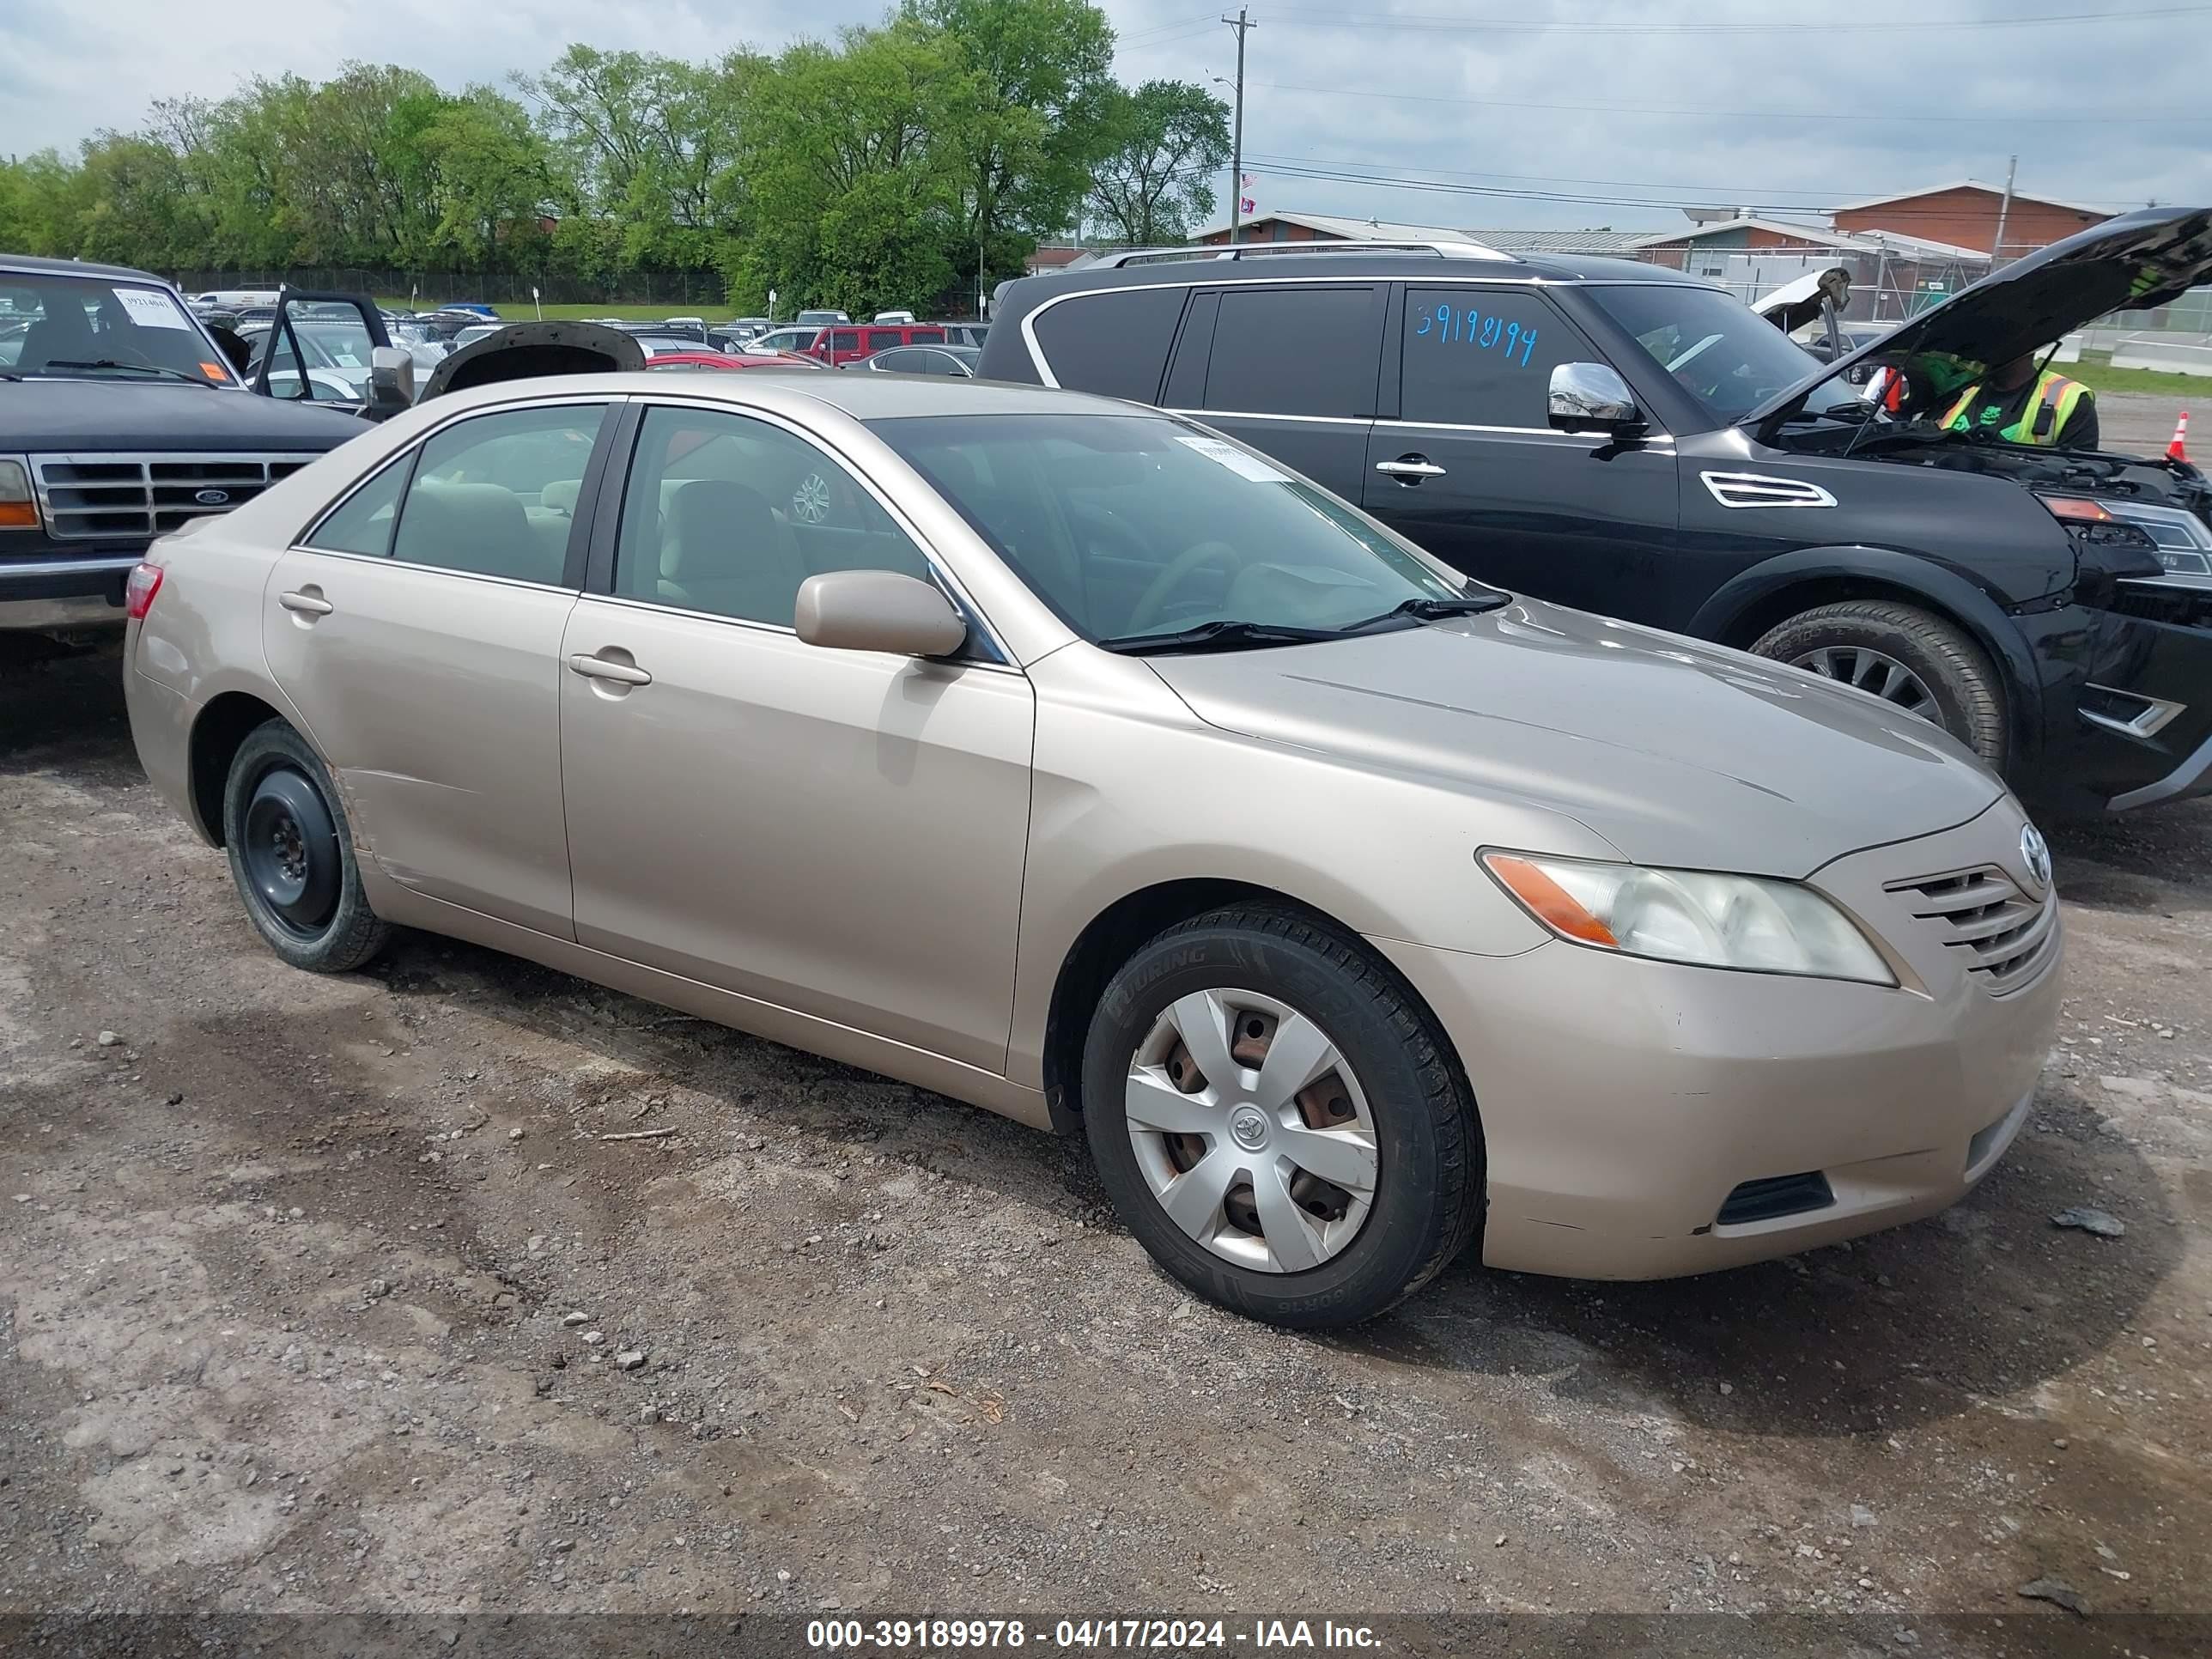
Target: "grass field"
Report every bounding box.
[2067,349,2210,398]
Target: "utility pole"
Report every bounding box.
[1224,9,1254,244]
[1991,155,2017,266]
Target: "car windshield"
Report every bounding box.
[0,272,231,386]
[869,412,1492,647]
[1584,283,1860,425]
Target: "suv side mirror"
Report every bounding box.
[794,570,967,659]
[1548,362,1644,435]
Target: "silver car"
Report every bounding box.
[122,374,2061,1326]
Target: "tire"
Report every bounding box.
[1080,905,1483,1328]
[1749,600,2008,768]
[221,719,391,973]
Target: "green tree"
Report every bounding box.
[1085,80,1231,246]
[0,151,82,257]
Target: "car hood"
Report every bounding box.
[0,378,368,450]
[1143,599,2005,877]
[1747,204,2212,423]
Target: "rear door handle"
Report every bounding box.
[1375,457,1447,481]
[278,590,334,616]
[567,653,653,686]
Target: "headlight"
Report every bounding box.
[0,456,39,530]
[1481,851,1896,986]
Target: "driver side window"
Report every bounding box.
[614,406,930,628]
[1399,288,1583,428]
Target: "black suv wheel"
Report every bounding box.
[1752,600,2008,768]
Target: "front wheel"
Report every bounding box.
[1081,906,1483,1328]
[1750,600,2008,769]
[222,720,391,973]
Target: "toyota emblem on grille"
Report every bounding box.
[2020,823,2052,893]
[193,489,230,506]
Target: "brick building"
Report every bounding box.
[1828,180,2111,258]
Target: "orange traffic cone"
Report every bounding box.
[2168,411,2191,463]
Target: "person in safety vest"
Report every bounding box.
[1940,353,2099,449]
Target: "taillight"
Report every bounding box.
[125,562,164,620]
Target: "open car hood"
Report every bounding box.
[1745,205,2212,424]
[1751,265,1851,333]
[419,320,646,399]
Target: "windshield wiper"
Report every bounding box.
[1098,619,1343,655]
[1340,592,1510,632]
[36,359,216,388]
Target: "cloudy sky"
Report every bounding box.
[6,0,2209,235]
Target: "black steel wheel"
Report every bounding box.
[222,719,392,972]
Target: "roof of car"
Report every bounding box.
[431,370,1136,422]
[0,252,173,284]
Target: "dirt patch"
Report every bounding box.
[3,655,2208,1637]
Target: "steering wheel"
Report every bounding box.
[1127,540,1239,634]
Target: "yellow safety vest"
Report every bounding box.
[1942,368,2092,446]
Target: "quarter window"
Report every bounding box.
[1400,288,1582,427]
[388,404,605,585]
[614,406,929,628]
[1030,286,1186,403]
[306,457,408,557]
[1203,286,1381,418]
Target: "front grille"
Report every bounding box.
[29,453,313,542]
[1886,866,2058,994]
[1716,1171,1835,1226]
[2108,578,2212,630]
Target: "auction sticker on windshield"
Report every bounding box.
[112,288,191,330]
[1175,434,1291,484]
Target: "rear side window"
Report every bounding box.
[833,330,862,354]
[389,404,605,585]
[1400,287,1584,428]
[1203,286,1381,418]
[867,330,901,352]
[1030,286,1185,402]
[306,457,408,557]
[910,328,945,343]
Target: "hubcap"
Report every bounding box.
[1125,989,1378,1274]
[1790,644,1937,722]
[241,765,342,938]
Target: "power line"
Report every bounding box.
[1243,76,2212,125]
[1260,3,2212,34]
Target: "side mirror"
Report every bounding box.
[368,346,415,418]
[794,570,967,659]
[1548,362,1644,435]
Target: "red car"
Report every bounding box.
[644,350,826,372]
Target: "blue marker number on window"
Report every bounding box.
[1418,299,1540,368]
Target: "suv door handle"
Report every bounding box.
[277,589,334,617]
[567,653,653,686]
[1375,457,1447,482]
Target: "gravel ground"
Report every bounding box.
[1,653,2208,1649]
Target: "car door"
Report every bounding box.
[263,397,613,938]
[558,400,1036,1071]
[1361,283,1679,616]
[1167,283,1384,503]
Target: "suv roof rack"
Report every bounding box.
[1082,239,1512,269]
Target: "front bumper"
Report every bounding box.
[1374,798,2063,1280]
[0,553,143,631]
[2021,595,2212,811]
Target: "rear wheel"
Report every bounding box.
[222,720,390,973]
[1750,600,2008,768]
[1081,905,1482,1328]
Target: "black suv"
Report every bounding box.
[978,210,2212,815]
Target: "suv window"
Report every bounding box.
[307,459,409,557]
[1399,288,1583,428]
[614,406,929,628]
[1204,286,1381,418]
[390,404,604,584]
[867,330,901,352]
[1030,286,1185,403]
[832,330,862,354]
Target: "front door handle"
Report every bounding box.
[278,589,334,617]
[567,653,653,686]
[1375,456,1447,482]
